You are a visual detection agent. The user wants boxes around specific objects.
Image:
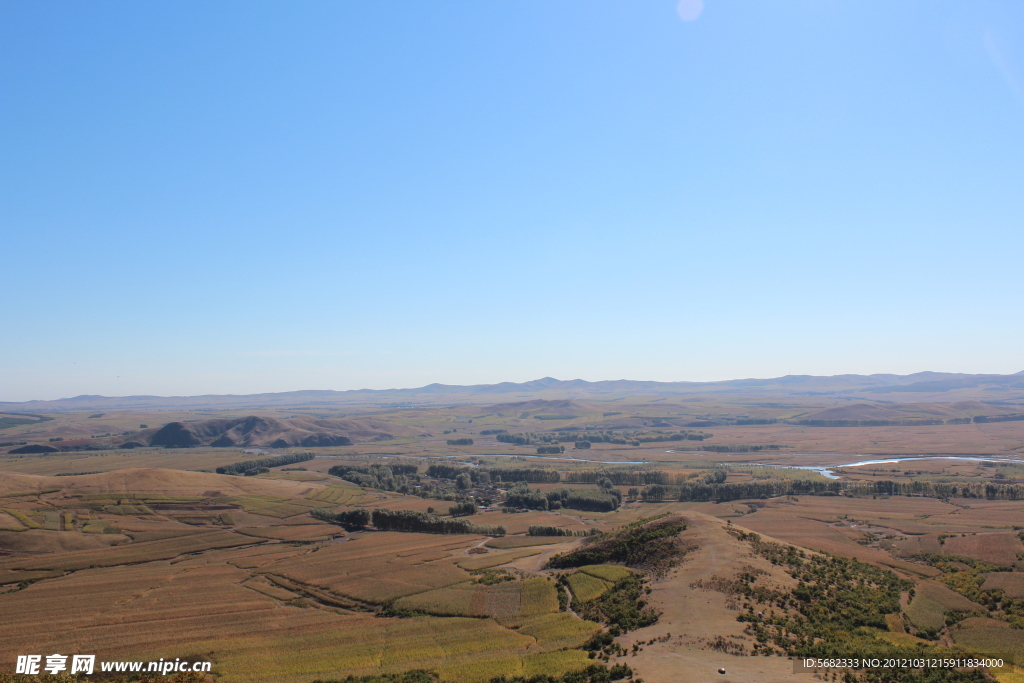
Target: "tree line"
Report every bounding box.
[215,452,315,476]
[312,507,505,535]
[527,525,600,537]
[638,477,1024,503]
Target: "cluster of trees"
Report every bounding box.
[446,438,474,446]
[369,508,505,535]
[496,433,533,445]
[722,530,976,674]
[448,501,477,516]
[536,445,565,454]
[527,525,600,537]
[547,486,621,512]
[327,464,419,493]
[503,485,550,510]
[426,464,561,484]
[547,516,688,572]
[572,573,660,636]
[479,429,508,435]
[310,507,371,529]
[503,483,621,512]
[573,441,591,449]
[215,452,315,476]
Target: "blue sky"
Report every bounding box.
[2,1,1023,401]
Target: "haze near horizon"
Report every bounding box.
[2,1,1023,401]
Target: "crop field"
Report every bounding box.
[233,495,324,518]
[984,572,1024,598]
[906,580,984,631]
[234,524,337,542]
[305,483,368,505]
[264,531,479,603]
[577,564,635,583]
[457,547,544,571]
[565,570,613,603]
[484,535,573,549]
[395,576,558,620]
[952,619,1024,666]
[941,532,1024,566]
[514,612,602,649]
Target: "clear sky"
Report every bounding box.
[2,1,1023,401]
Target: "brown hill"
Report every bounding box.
[0,468,314,498]
[140,415,411,448]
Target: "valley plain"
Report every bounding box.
[3,373,1024,683]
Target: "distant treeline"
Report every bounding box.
[493,429,711,447]
[372,509,505,535]
[426,464,560,483]
[552,431,708,444]
[216,452,315,476]
[794,414,1024,427]
[536,446,565,454]
[639,478,1024,503]
[528,525,601,537]
[446,438,474,446]
[565,469,707,486]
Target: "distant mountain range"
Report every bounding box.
[3,371,1023,413]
